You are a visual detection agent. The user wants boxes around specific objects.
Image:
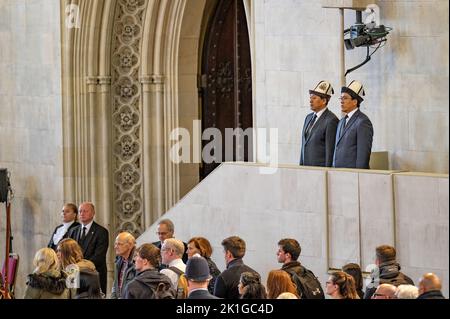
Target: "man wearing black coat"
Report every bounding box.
[47,203,80,250]
[123,243,175,299]
[364,245,414,299]
[214,236,258,299]
[417,273,446,299]
[300,81,339,167]
[151,218,188,264]
[185,256,220,299]
[68,202,109,295]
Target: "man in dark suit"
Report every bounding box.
[333,80,373,169]
[68,202,109,294]
[151,218,188,264]
[186,256,220,299]
[300,80,339,167]
[47,203,80,250]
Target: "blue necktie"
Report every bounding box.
[305,114,317,139]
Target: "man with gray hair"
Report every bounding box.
[152,219,188,263]
[395,284,419,299]
[160,238,187,289]
[111,231,136,298]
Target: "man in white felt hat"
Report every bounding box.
[332,80,373,169]
[300,80,339,167]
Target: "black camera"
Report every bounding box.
[0,168,10,203]
[344,23,390,50]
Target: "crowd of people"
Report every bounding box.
[1,202,445,300]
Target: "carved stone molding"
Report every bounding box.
[111,0,148,237]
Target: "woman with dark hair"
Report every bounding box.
[187,237,221,294]
[342,263,364,299]
[238,271,267,299]
[48,203,80,250]
[325,271,359,299]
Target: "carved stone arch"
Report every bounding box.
[61,0,253,239]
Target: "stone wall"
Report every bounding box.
[253,0,449,173]
[0,0,63,298]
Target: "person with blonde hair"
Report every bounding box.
[57,238,103,298]
[266,269,299,299]
[187,237,221,294]
[277,292,299,299]
[24,248,70,299]
[325,271,359,299]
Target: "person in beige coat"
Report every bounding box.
[24,248,70,299]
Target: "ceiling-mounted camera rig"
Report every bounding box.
[344,9,392,75]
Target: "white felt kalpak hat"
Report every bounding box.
[341,80,365,102]
[309,80,334,98]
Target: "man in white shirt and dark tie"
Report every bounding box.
[333,80,373,169]
[300,80,339,167]
[68,202,109,295]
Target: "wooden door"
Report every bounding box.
[200,0,253,179]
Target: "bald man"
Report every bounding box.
[111,232,137,299]
[371,284,398,299]
[418,273,446,299]
[68,202,109,294]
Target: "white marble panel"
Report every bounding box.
[276,142,300,165]
[395,175,449,272]
[327,171,360,267]
[266,106,301,145]
[390,150,448,174]
[265,70,302,107]
[409,111,449,153]
[359,173,395,268]
[254,23,266,83]
[390,1,448,37]
[279,168,326,213]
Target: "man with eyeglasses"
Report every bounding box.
[332,80,373,169]
[371,283,398,299]
[300,80,339,167]
[151,219,188,265]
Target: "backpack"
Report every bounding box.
[168,266,188,299]
[151,281,176,299]
[286,267,325,299]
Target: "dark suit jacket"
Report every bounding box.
[333,109,373,169]
[300,108,339,167]
[188,289,220,299]
[68,222,109,293]
[47,221,80,250]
